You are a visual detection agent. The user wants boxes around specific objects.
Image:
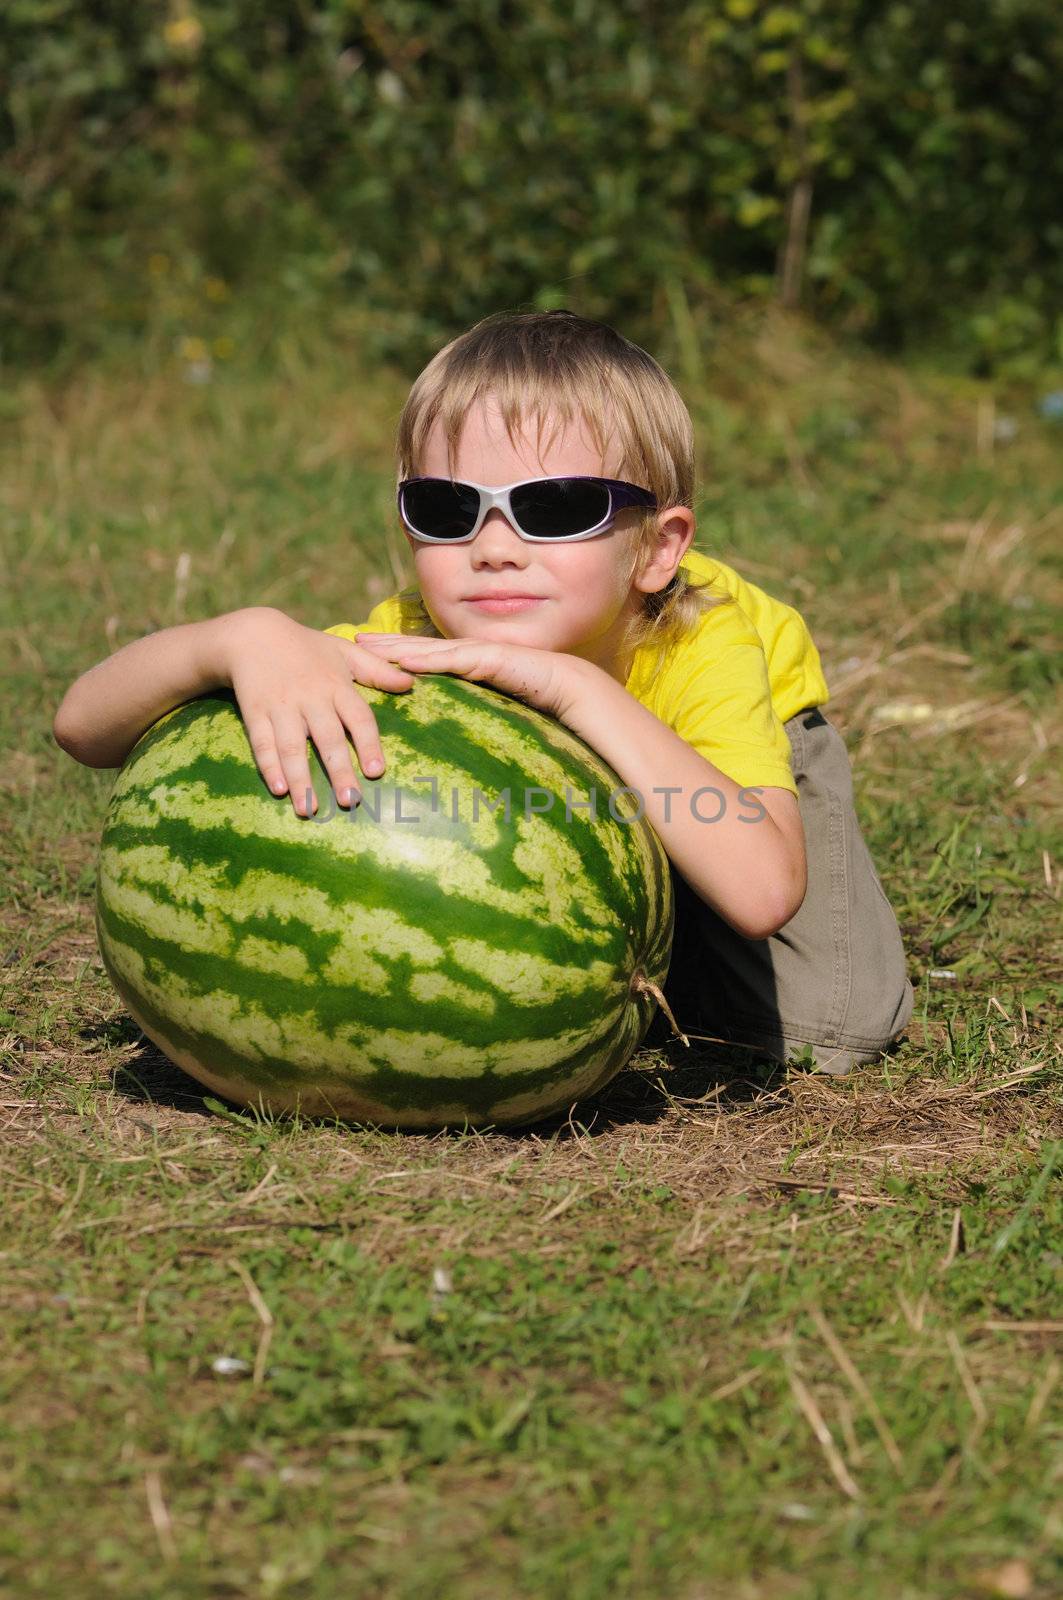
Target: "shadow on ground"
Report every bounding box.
[92,1024,790,1141]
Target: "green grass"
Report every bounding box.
[0,305,1060,1599]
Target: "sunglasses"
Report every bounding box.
[397,475,658,543]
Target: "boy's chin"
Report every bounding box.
[455,606,554,636]
[468,618,557,644]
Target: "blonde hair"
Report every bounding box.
[393,309,730,669]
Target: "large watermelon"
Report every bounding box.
[94,677,673,1128]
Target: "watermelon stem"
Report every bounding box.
[632,973,690,1048]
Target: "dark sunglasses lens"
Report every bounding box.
[401,480,480,539]
[510,478,611,538]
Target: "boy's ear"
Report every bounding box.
[632,507,696,595]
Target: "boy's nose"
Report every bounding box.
[472,509,529,557]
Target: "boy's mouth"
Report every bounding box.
[464,593,545,614]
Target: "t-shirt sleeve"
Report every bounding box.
[658,604,799,798]
[323,590,436,642]
[323,622,369,641]
[322,594,407,641]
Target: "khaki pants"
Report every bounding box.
[648,707,915,1075]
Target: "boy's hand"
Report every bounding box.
[224,609,416,816]
[354,633,583,722]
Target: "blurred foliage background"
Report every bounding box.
[2,0,1061,375]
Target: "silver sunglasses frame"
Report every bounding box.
[397,475,657,544]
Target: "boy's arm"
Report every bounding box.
[53,609,261,768]
[557,658,806,942]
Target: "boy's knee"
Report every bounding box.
[790,979,916,1077]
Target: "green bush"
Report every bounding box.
[2,0,1061,371]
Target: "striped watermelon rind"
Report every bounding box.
[94,677,673,1127]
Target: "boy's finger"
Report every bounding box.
[334,688,386,779]
[345,642,416,690]
[353,635,405,654]
[370,661,418,689]
[243,712,288,796]
[306,710,361,809]
[271,710,317,817]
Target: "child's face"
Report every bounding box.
[408,396,653,680]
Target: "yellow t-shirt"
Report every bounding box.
[324,548,828,799]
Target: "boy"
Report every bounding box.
[54,310,914,1075]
